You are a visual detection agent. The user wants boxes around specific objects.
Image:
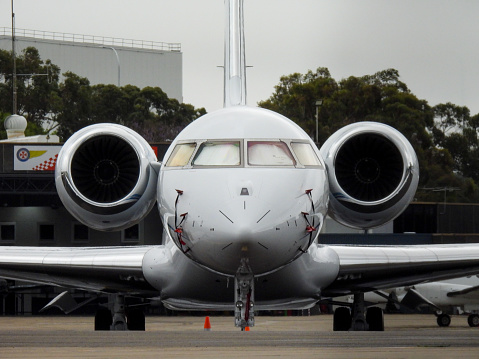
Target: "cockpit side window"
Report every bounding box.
[192,141,241,166]
[165,143,196,167]
[291,142,321,166]
[247,141,296,166]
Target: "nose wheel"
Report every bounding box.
[235,258,255,330]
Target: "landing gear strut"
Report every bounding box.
[350,292,369,331]
[94,294,145,331]
[111,294,128,330]
[234,258,255,331]
[333,292,384,331]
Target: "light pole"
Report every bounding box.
[315,99,323,144]
[101,46,120,86]
[11,0,17,114]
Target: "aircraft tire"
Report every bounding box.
[366,307,384,331]
[127,309,146,331]
[95,308,113,331]
[333,307,351,331]
[437,313,451,327]
[467,314,479,327]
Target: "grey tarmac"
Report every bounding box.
[1,314,479,358]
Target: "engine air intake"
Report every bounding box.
[71,135,140,203]
[335,133,403,202]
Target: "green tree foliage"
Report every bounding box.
[52,78,206,141]
[53,72,93,140]
[0,47,60,127]
[260,68,338,141]
[259,67,479,203]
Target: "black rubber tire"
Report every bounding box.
[333,307,351,331]
[366,307,384,331]
[95,308,112,331]
[468,314,479,327]
[437,313,451,327]
[127,309,146,331]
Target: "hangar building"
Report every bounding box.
[0,27,182,102]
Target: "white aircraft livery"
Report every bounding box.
[360,276,479,327]
[2,0,479,331]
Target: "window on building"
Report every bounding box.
[0,223,15,243]
[39,224,55,242]
[122,224,140,243]
[72,223,89,243]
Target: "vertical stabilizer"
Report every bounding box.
[224,0,247,107]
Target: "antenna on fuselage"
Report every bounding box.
[223,0,247,107]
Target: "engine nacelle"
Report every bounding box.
[55,124,160,231]
[319,122,419,229]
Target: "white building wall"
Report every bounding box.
[0,32,182,102]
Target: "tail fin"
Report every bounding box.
[223,0,247,107]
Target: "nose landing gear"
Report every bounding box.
[235,258,255,331]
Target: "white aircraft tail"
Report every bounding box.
[223,0,247,107]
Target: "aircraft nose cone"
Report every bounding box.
[236,224,253,241]
[233,224,259,254]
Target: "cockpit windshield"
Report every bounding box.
[247,141,296,166]
[165,143,196,167]
[192,141,241,166]
[165,139,322,168]
[291,142,321,166]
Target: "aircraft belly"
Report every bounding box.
[142,244,339,310]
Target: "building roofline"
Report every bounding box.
[1,27,181,52]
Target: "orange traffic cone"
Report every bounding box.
[245,326,250,331]
[204,316,211,331]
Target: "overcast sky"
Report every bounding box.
[1,0,479,115]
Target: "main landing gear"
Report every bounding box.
[435,312,479,327]
[235,258,255,331]
[333,292,384,331]
[468,313,479,327]
[436,312,451,327]
[94,294,145,331]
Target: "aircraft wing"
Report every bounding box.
[0,246,159,296]
[322,244,479,296]
[400,287,441,311]
[3,242,479,306]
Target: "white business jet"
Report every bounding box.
[357,276,479,327]
[2,0,479,331]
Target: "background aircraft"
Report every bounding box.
[2,0,479,332]
[355,276,479,327]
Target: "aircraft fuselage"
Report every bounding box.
[158,106,328,275]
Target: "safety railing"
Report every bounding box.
[0,27,181,52]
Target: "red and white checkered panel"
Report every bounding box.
[32,154,58,171]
